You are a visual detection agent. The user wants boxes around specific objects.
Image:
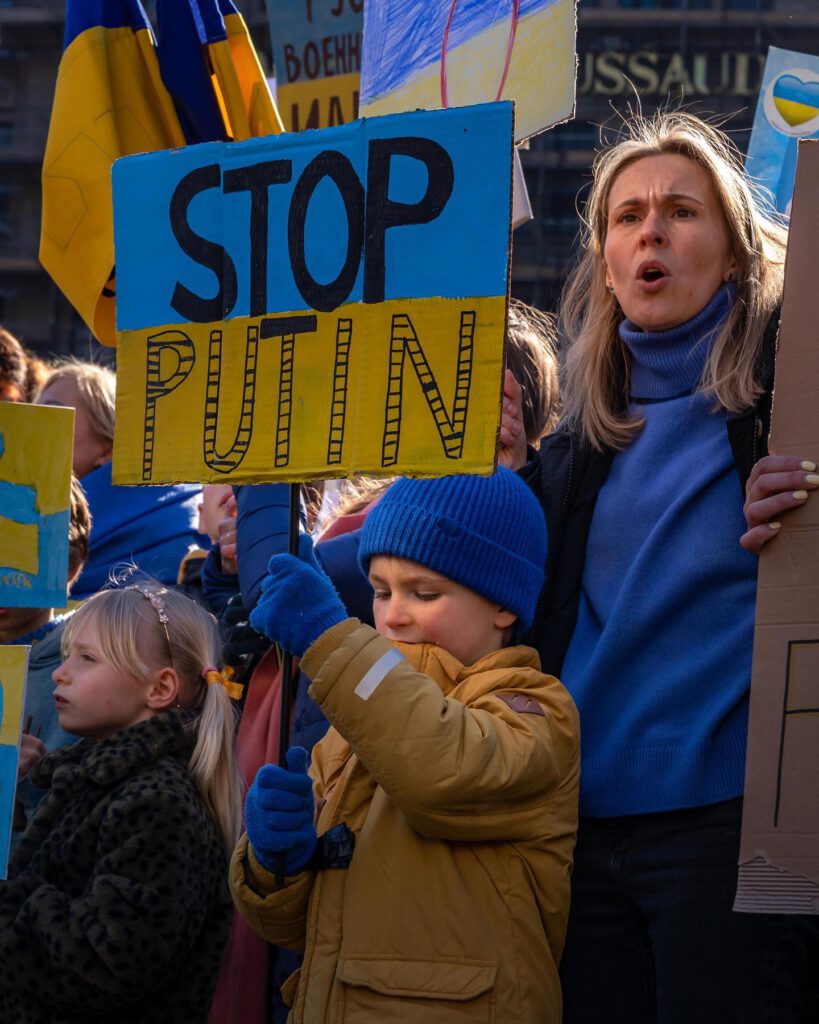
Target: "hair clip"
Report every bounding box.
[125,584,174,663]
[202,664,244,701]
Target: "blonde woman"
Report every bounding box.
[501,111,818,1022]
[37,360,205,597]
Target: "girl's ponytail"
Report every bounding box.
[188,679,243,853]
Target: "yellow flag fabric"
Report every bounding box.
[39,22,185,346]
[211,10,284,140]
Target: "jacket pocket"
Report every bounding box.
[336,957,497,1023]
[280,968,300,1008]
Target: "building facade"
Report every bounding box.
[0,0,817,355]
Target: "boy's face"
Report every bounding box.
[369,556,516,666]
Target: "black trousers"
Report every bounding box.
[560,798,819,1024]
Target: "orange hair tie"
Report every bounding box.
[202,664,244,701]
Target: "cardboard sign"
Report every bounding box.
[0,646,29,877]
[359,0,576,143]
[112,103,513,485]
[0,404,74,609]
[267,0,362,132]
[746,47,819,217]
[735,139,819,915]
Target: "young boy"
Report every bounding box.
[231,469,579,1024]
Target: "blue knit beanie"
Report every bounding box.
[359,468,547,629]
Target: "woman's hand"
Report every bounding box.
[740,456,819,553]
[498,369,528,471]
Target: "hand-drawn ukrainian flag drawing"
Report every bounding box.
[360,0,577,143]
[39,0,186,347]
[0,403,74,609]
[0,646,29,879]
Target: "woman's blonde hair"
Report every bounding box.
[38,359,116,445]
[560,109,788,451]
[62,584,243,853]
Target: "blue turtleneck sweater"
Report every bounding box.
[562,284,759,816]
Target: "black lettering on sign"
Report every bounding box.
[260,315,319,467]
[223,160,293,317]
[288,151,365,313]
[170,165,238,323]
[143,330,196,481]
[364,137,454,304]
[202,325,260,474]
[327,317,353,465]
[381,310,475,467]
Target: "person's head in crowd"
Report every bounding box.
[0,474,91,644]
[0,326,28,403]
[58,581,242,850]
[23,355,50,402]
[36,359,116,478]
[506,298,560,444]
[560,109,788,450]
[358,468,547,665]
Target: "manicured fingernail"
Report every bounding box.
[806,475,819,485]
[793,490,808,500]
[769,522,781,530]
[801,461,817,472]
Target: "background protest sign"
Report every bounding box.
[0,646,29,878]
[112,102,513,485]
[746,47,819,217]
[735,139,819,915]
[0,404,74,609]
[359,0,576,143]
[267,0,362,132]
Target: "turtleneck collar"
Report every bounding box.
[620,283,736,400]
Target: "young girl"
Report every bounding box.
[0,583,243,1023]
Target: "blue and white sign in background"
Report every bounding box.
[747,47,819,217]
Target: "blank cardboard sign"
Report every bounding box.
[735,138,819,914]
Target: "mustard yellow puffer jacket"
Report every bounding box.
[230,619,579,1024]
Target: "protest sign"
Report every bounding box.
[112,102,513,485]
[0,404,74,609]
[267,0,362,132]
[0,646,29,878]
[735,139,819,915]
[359,0,576,143]
[746,47,819,217]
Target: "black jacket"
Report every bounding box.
[0,711,232,1024]
[521,320,776,678]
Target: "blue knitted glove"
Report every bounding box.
[249,538,347,657]
[245,746,317,875]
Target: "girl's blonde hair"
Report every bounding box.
[38,359,116,445]
[62,585,243,853]
[560,109,788,451]
[506,297,560,443]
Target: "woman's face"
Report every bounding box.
[37,376,112,478]
[603,153,738,332]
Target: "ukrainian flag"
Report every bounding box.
[156,0,283,143]
[39,0,186,347]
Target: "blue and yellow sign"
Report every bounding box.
[0,404,74,609]
[0,646,29,877]
[112,102,513,484]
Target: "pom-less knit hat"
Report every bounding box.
[359,468,547,630]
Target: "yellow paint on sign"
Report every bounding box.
[113,295,505,485]
[0,517,39,576]
[278,71,360,132]
[0,404,74,515]
[0,646,29,746]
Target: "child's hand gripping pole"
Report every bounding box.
[248,485,347,883]
[245,746,317,875]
